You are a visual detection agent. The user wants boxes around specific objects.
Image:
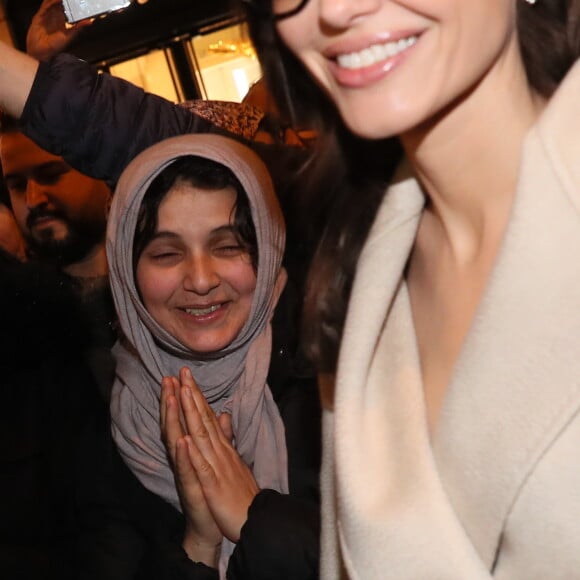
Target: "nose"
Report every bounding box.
[182,253,220,295]
[25,180,49,209]
[319,0,381,28]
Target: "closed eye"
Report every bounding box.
[150,251,181,260]
[142,245,184,263]
[214,244,246,256]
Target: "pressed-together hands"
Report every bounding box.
[160,368,259,566]
[26,0,93,60]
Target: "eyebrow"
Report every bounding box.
[148,224,237,242]
[4,160,69,180]
[34,161,70,171]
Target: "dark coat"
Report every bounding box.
[0,251,105,580]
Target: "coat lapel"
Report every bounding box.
[334,168,491,579]
[331,61,580,578]
[433,60,580,569]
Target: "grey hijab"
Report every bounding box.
[107,134,288,571]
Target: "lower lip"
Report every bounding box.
[329,38,419,89]
[32,217,59,229]
[179,303,228,325]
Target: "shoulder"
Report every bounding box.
[535,60,580,202]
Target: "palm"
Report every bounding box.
[27,0,89,59]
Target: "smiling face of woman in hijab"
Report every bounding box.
[135,181,257,354]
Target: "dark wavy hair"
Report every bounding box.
[133,155,258,272]
[244,0,580,375]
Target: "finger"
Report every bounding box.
[185,434,218,489]
[162,382,186,465]
[179,368,222,441]
[175,436,202,491]
[71,18,95,30]
[217,413,234,443]
[180,385,222,465]
[160,376,180,430]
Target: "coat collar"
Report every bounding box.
[433,110,580,569]
[432,59,580,567]
[333,60,580,575]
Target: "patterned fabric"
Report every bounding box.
[179,100,265,141]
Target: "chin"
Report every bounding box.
[336,96,419,140]
[184,336,235,354]
[343,99,435,142]
[342,116,405,141]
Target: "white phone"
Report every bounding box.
[62,0,133,24]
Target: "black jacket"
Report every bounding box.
[0,252,105,580]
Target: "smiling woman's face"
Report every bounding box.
[136,183,257,353]
[275,0,522,139]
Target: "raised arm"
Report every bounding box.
[18,52,207,186]
[0,3,224,185]
[0,41,38,118]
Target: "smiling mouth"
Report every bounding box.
[183,304,223,316]
[336,35,418,70]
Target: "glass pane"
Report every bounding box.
[190,22,262,103]
[110,48,179,103]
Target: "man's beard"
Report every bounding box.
[25,209,105,269]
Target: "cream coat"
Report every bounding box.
[321,61,580,579]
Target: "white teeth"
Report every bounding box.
[337,36,418,70]
[185,304,221,316]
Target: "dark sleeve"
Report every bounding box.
[222,278,321,580]
[19,53,216,186]
[108,435,219,580]
[136,539,219,580]
[227,489,320,580]
[225,296,321,580]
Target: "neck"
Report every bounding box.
[401,44,545,264]
[64,242,108,279]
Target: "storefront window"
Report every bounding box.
[105,20,261,104]
[189,22,262,102]
[110,48,180,103]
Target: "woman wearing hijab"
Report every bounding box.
[85,134,320,580]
